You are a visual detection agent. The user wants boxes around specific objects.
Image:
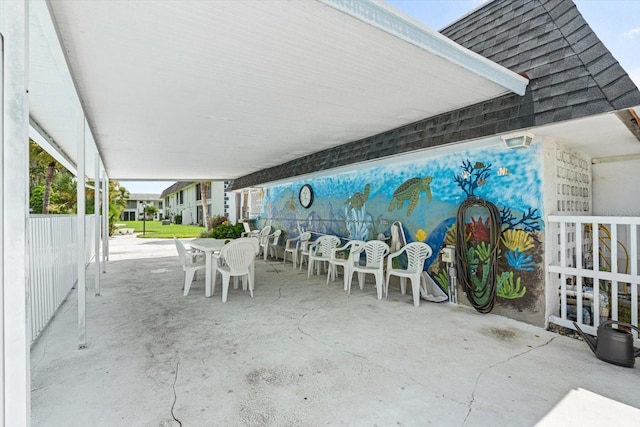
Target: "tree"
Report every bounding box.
[200,181,211,231]
[144,204,158,219]
[108,182,129,235]
[29,140,61,213]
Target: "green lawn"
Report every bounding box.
[118,221,205,238]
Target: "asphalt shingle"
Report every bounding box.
[228,0,640,191]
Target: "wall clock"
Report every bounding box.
[299,184,314,208]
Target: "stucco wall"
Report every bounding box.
[257,143,547,325]
[592,159,640,217]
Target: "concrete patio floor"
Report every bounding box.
[31,235,640,426]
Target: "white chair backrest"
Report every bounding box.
[234,237,260,255]
[346,240,366,258]
[314,235,340,256]
[242,222,252,234]
[173,237,187,267]
[402,242,432,272]
[270,229,282,244]
[357,240,389,267]
[390,221,407,253]
[220,240,257,275]
[257,226,272,242]
[298,231,312,250]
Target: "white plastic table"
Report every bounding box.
[189,238,228,297]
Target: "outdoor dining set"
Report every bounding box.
[174,224,433,307]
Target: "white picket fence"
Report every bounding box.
[547,215,639,339]
[27,215,97,344]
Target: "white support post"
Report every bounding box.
[94,153,100,296]
[77,113,87,349]
[1,0,30,424]
[102,169,108,271]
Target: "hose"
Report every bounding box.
[455,196,502,314]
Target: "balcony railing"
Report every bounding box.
[28,214,97,344]
[547,215,639,341]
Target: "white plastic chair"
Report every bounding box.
[348,240,389,299]
[326,240,365,291]
[173,237,206,296]
[216,239,258,302]
[283,231,311,268]
[240,222,253,237]
[385,242,432,306]
[307,235,341,279]
[298,236,314,271]
[261,229,282,261]
[254,226,272,258]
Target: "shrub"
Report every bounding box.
[207,214,228,230]
[174,214,182,224]
[200,222,244,239]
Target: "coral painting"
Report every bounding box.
[256,143,545,321]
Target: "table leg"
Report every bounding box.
[205,251,212,297]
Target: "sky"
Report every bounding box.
[121,0,640,195]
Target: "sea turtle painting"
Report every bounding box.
[388,176,433,216]
[345,184,370,210]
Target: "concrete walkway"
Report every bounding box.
[31,235,640,426]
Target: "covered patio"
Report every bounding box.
[3,0,640,425]
[31,235,640,426]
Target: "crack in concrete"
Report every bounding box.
[31,327,51,370]
[463,336,557,424]
[296,297,339,343]
[171,359,183,427]
[266,262,282,275]
[271,286,283,303]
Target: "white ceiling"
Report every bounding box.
[28,0,638,185]
[29,0,527,181]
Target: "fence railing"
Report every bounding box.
[547,215,639,341]
[28,214,97,344]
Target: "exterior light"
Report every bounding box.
[502,132,534,149]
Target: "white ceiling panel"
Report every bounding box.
[30,0,528,181]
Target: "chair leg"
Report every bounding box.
[384,273,391,298]
[222,275,230,302]
[343,266,350,291]
[357,272,365,290]
[400,277,407,294]
[183,270,196,296]
[375,272,384,300]
[247,274,254,298]
[410,277,420,307]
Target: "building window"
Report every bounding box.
[179,191,184,204]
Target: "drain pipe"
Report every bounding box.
[441,245,457,304]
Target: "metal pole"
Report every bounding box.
[94,153,100,296]
[143,203,146,235]
[1,2,31,422]
[77,112,87,349]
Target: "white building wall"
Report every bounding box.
[542,139,593,327]
[592,159,640,217]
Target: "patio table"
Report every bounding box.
[189,238,228,297]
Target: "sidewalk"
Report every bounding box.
[31,235,640,426]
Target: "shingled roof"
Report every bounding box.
[160,181,193,199]
[228,0,640,191]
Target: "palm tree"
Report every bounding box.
[29,140,58,213]
[200,181,211,231]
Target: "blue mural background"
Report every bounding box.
[258,144,545,316]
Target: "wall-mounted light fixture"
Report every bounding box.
[502,131,534,149]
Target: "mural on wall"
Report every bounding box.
[261,143,545,313]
